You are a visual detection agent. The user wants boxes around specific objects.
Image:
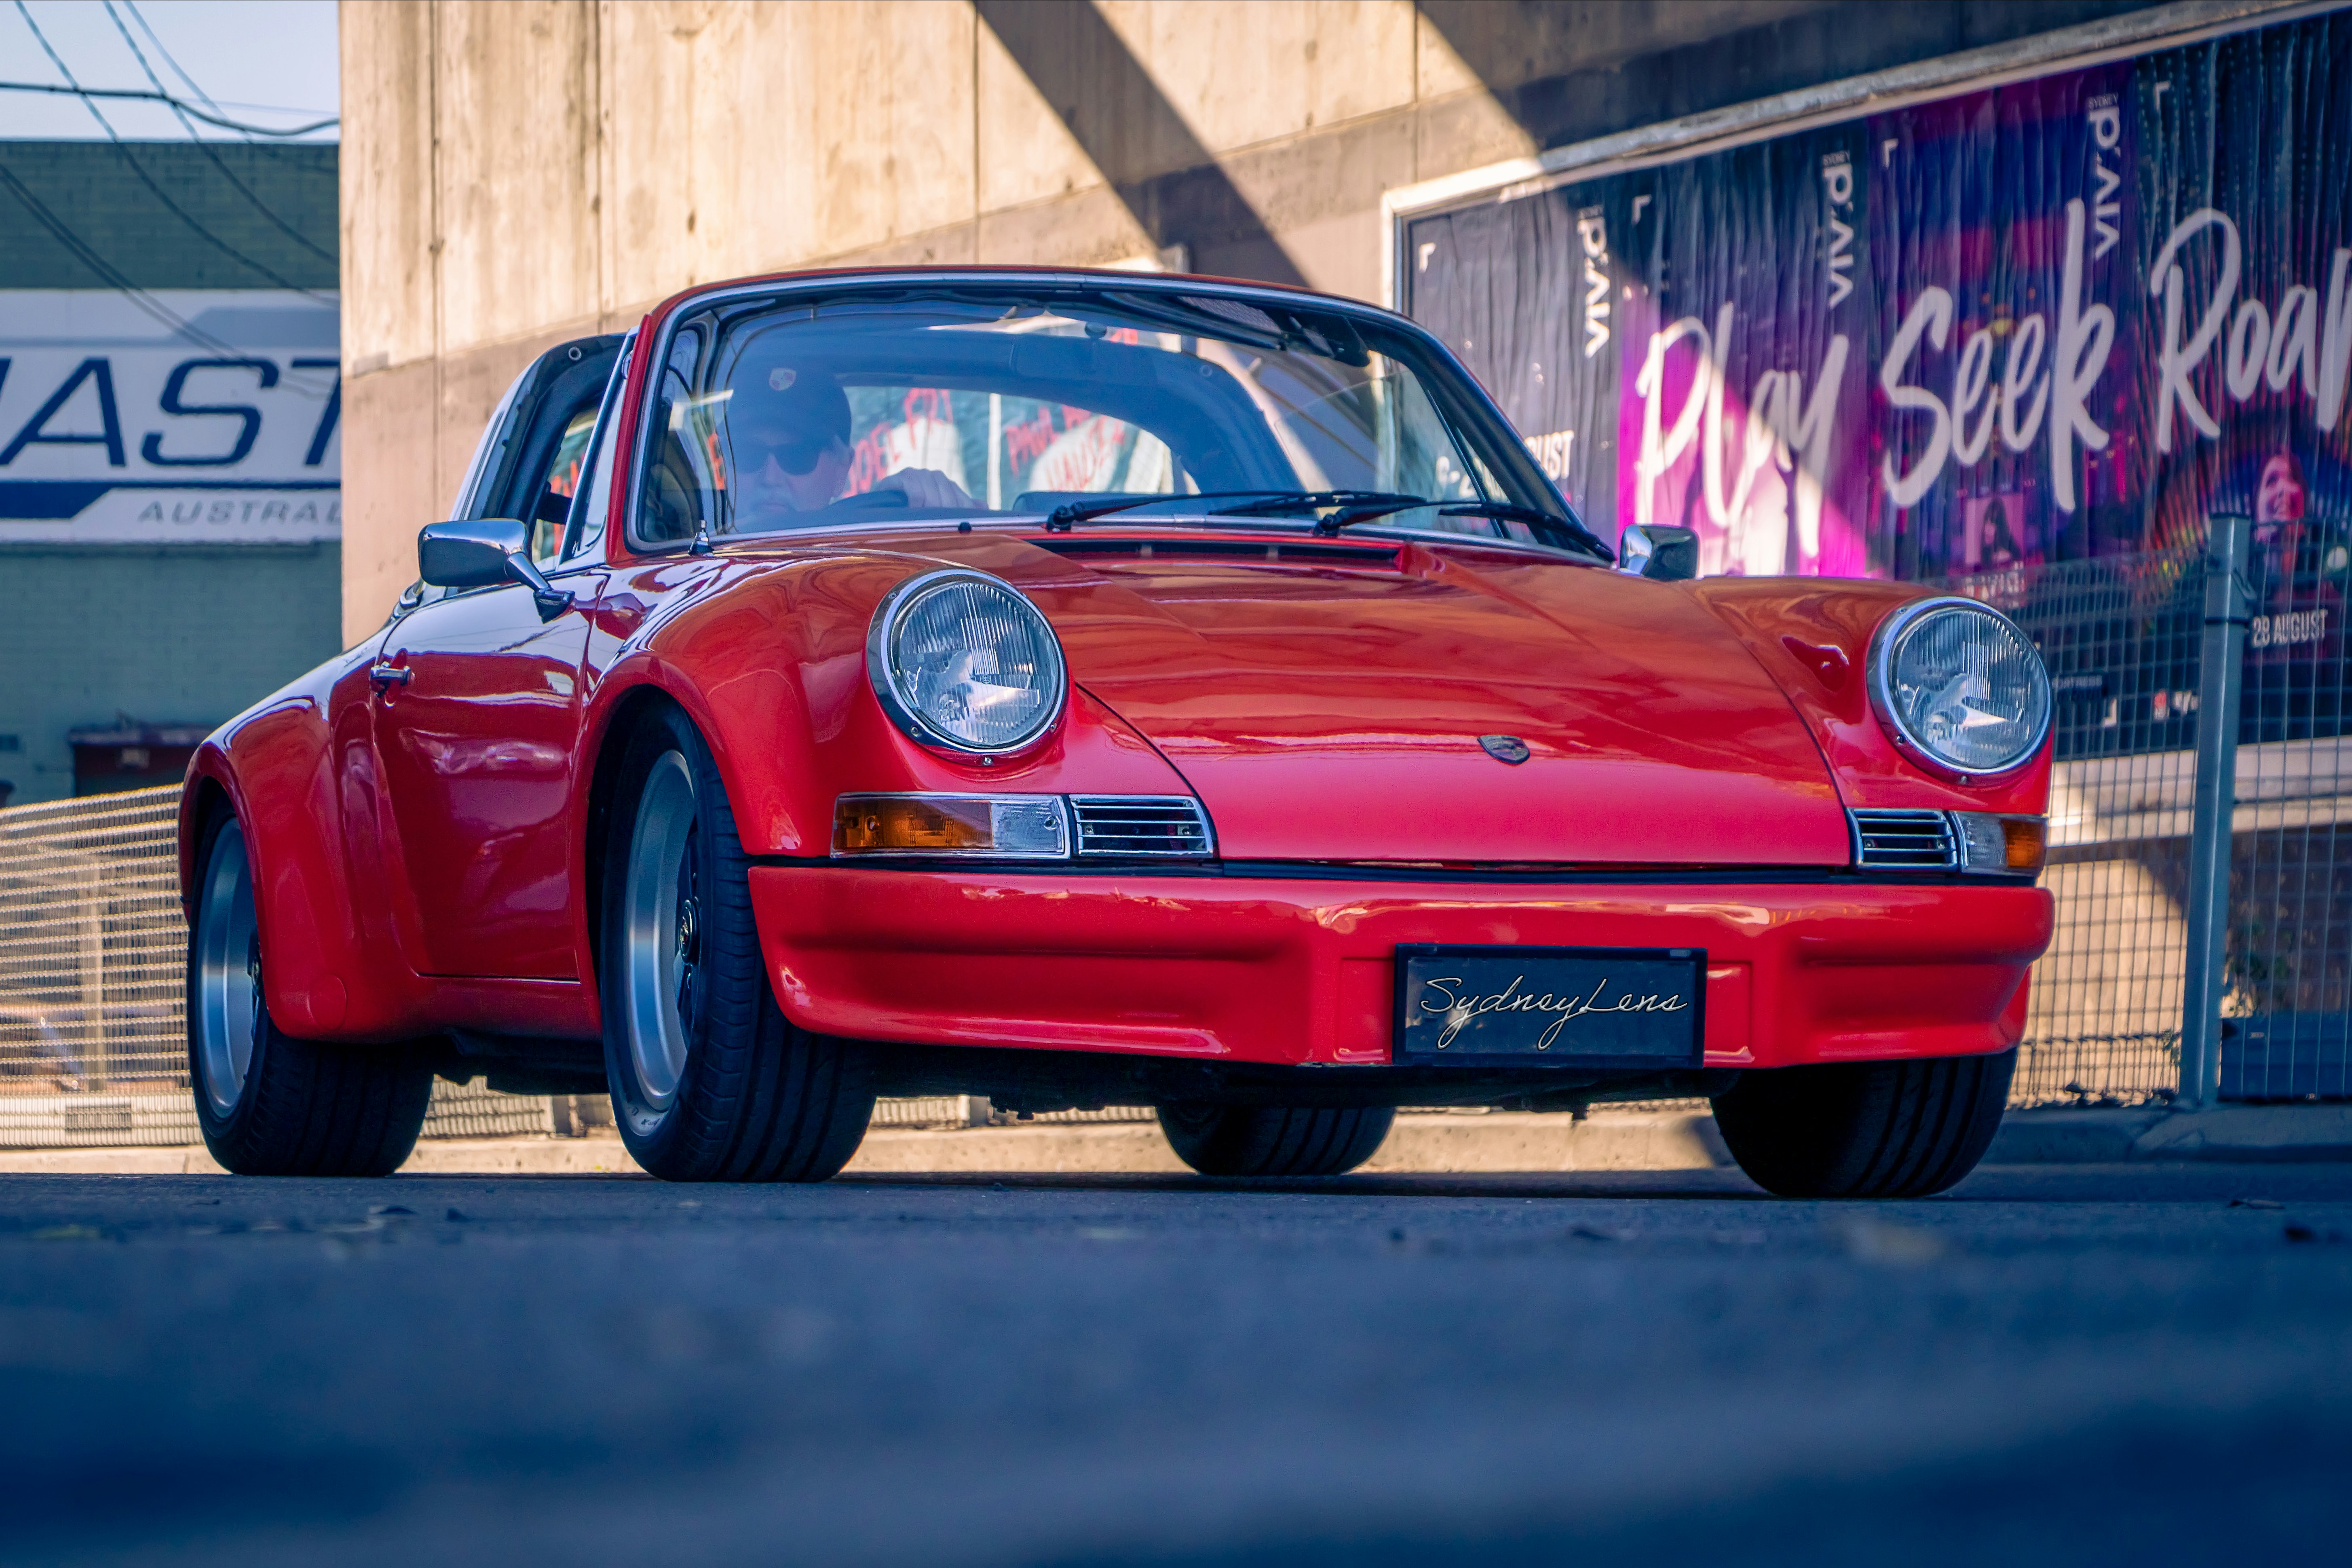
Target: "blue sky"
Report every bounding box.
[0,0,338,141]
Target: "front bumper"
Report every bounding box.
[748,867,2052,1070]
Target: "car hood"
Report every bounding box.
[1013,542,1853,865]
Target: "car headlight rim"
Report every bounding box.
[1866,596,2053,782]
[866,567,1068,757]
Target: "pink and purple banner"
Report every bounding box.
[1404,12,2352,582]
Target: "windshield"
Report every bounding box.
[629,283,1598,557]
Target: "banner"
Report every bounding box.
[1402,11,2352,585]
[0,290,340,544]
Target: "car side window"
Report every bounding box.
[637,328,712,547]
[560,341,631,564]
[530,409,599,566]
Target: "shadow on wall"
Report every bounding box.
[971,1,2164,289]
[973,0,1307,285]
[1413,0,2171,153]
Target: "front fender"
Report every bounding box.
[178,645,431,1041]
[1692,578,2052,817]
[578,551,1199,859]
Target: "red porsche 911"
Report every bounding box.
[179,268,2054,1195]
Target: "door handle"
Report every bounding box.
[368,661,412,694]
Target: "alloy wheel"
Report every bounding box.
[192,821,262,1118]
[619,750,704,1128]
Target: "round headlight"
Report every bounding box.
[1867,597,2052,779]
[867,569,1067,755]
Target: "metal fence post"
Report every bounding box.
[2179,514,2252,1110]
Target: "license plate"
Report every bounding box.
[1393,945,1706,1068]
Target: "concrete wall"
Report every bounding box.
[0,546,341,805]
[339,0,2160,639]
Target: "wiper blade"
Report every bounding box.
[1215,490,1427,521]
[1044,490,1301,531]
[1040,490,1613,563]
[1439,501,1616,563]
[1275,493,1617,560]
[1300,495,1444,535]
[1044,488,1421,532]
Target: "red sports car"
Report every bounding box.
[180,268,2054,1194]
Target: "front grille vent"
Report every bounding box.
[1850,809,1957,870]
[1070,796,1216,858]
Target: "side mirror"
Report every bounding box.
[419,517,525,588]
[1619,524,1699,582]
[418,518,574,618]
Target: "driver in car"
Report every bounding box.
[729,359,974,519]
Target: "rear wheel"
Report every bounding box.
[601,705,875,1182]
[1156,1104,1395,1178]
[1709,1049,2015,1199]
[187,814,433,1176]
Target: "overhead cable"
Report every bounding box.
[121,0,253,138]
[10,2,334,301]
[0,80,337,137]
[101,0,335,266]
[0,161,243,355]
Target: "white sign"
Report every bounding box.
[0,289,339,544]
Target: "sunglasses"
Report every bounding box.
[739,428,848,477]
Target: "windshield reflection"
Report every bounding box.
[629,285,1603,560]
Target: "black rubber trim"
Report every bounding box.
[747,854,2037,888]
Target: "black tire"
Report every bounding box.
[600,704,875,1182]
[187,812,433,1177]
[1156,1103,1395,1178]
[1710,1049,2016,1199]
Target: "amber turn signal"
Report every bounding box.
[837,797,990,851]
[1951,812,2046,875]
[833,793,1069,858]
[2000,815,2047,873]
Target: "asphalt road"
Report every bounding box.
[4,1162,2350,1566]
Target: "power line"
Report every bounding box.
[10,2,333,300]
[0,160,242,355]
[0,160,339,398]
[121,0,247,136]
[0,79,336,137]
[117,2,335,154]
[101,0,335,266]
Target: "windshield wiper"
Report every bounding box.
[1273,493,1615,561]
[1213,490,1427,523]
[1438,501,1616,563]
[1042,490,1613,564]
[1044,490,1301,531]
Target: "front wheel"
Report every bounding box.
[187,814,433,1176]
[1709,1049,2016,1199]
[1157,1104,1395,1178]
[601,705,875,1182]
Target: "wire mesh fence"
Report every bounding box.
[1948,550,2200,1105]
[0,786,184,1096]
[0,787,552,1148]
[1942,528,2351,1106]
[2221,524,2350,1099]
